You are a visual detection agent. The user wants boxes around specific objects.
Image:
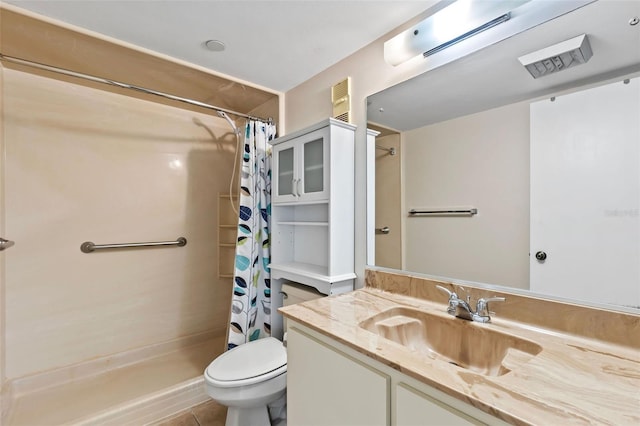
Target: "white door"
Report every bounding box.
[530,78,640,308]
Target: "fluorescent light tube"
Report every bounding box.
[384,0,531,66]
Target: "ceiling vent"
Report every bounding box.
[518,34,592,79]
[332,77,352,123]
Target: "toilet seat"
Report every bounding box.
[205,337,287,388]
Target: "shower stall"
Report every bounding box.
[0,6,279,425]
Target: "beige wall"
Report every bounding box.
[403,102,530,289]
[284,3,441,287]
[2,68,234,380]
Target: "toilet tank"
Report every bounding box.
[281,282,324,332]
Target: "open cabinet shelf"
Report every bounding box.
[218,194,238,280]
[276,221,329,227]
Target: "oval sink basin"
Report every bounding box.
[359,307,542,376]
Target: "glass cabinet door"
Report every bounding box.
[272,127,329,204]
[277,146,295,197]
[302,138,324,195]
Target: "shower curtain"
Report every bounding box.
[228,120,276,349]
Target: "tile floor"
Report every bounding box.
[152,400,227,426]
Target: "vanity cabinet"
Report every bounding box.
[270,118,356,295]
[287,326,390,425]
[286,321,508,426]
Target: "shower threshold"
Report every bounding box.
[6,333,225,425]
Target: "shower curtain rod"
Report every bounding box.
[0,53,273,123]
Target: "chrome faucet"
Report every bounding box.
[436,285,505,323]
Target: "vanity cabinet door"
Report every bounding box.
[395,383,485,426]
[287,326,390,426]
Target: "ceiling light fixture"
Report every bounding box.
[384,0,531,66]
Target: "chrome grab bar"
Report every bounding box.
[81,237,187,253]
[0,237,15,251]
[409,208,478,216]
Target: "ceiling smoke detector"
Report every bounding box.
[204,40,226,52]
[518,34,592,79]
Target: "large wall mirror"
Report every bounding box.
[367,0,639,312]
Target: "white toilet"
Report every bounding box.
[204,282,324,426]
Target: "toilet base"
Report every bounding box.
[225,404,270,426]
[222,392,287,426]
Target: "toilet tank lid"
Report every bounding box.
[206,337,286,383]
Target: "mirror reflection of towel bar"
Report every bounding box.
[81,237,187,253]
[376,226,390,234]
[375,145,396,155]
[0,237,15,251]
[409,208,477,216]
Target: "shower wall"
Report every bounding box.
[2,67,236,380]
[0,8,278,422]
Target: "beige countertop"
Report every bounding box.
[280,286,640,425]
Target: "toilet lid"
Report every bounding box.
[205,337,287,387]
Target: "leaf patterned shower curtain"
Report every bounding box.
[228,120,276,350]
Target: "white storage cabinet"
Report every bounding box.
[270,118,356,295]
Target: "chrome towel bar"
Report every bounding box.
[81,237,187,253]
[409,208,478,216]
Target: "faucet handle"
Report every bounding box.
[435,285,458,316]
[435,285,455,299]
[475,297,506,318]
